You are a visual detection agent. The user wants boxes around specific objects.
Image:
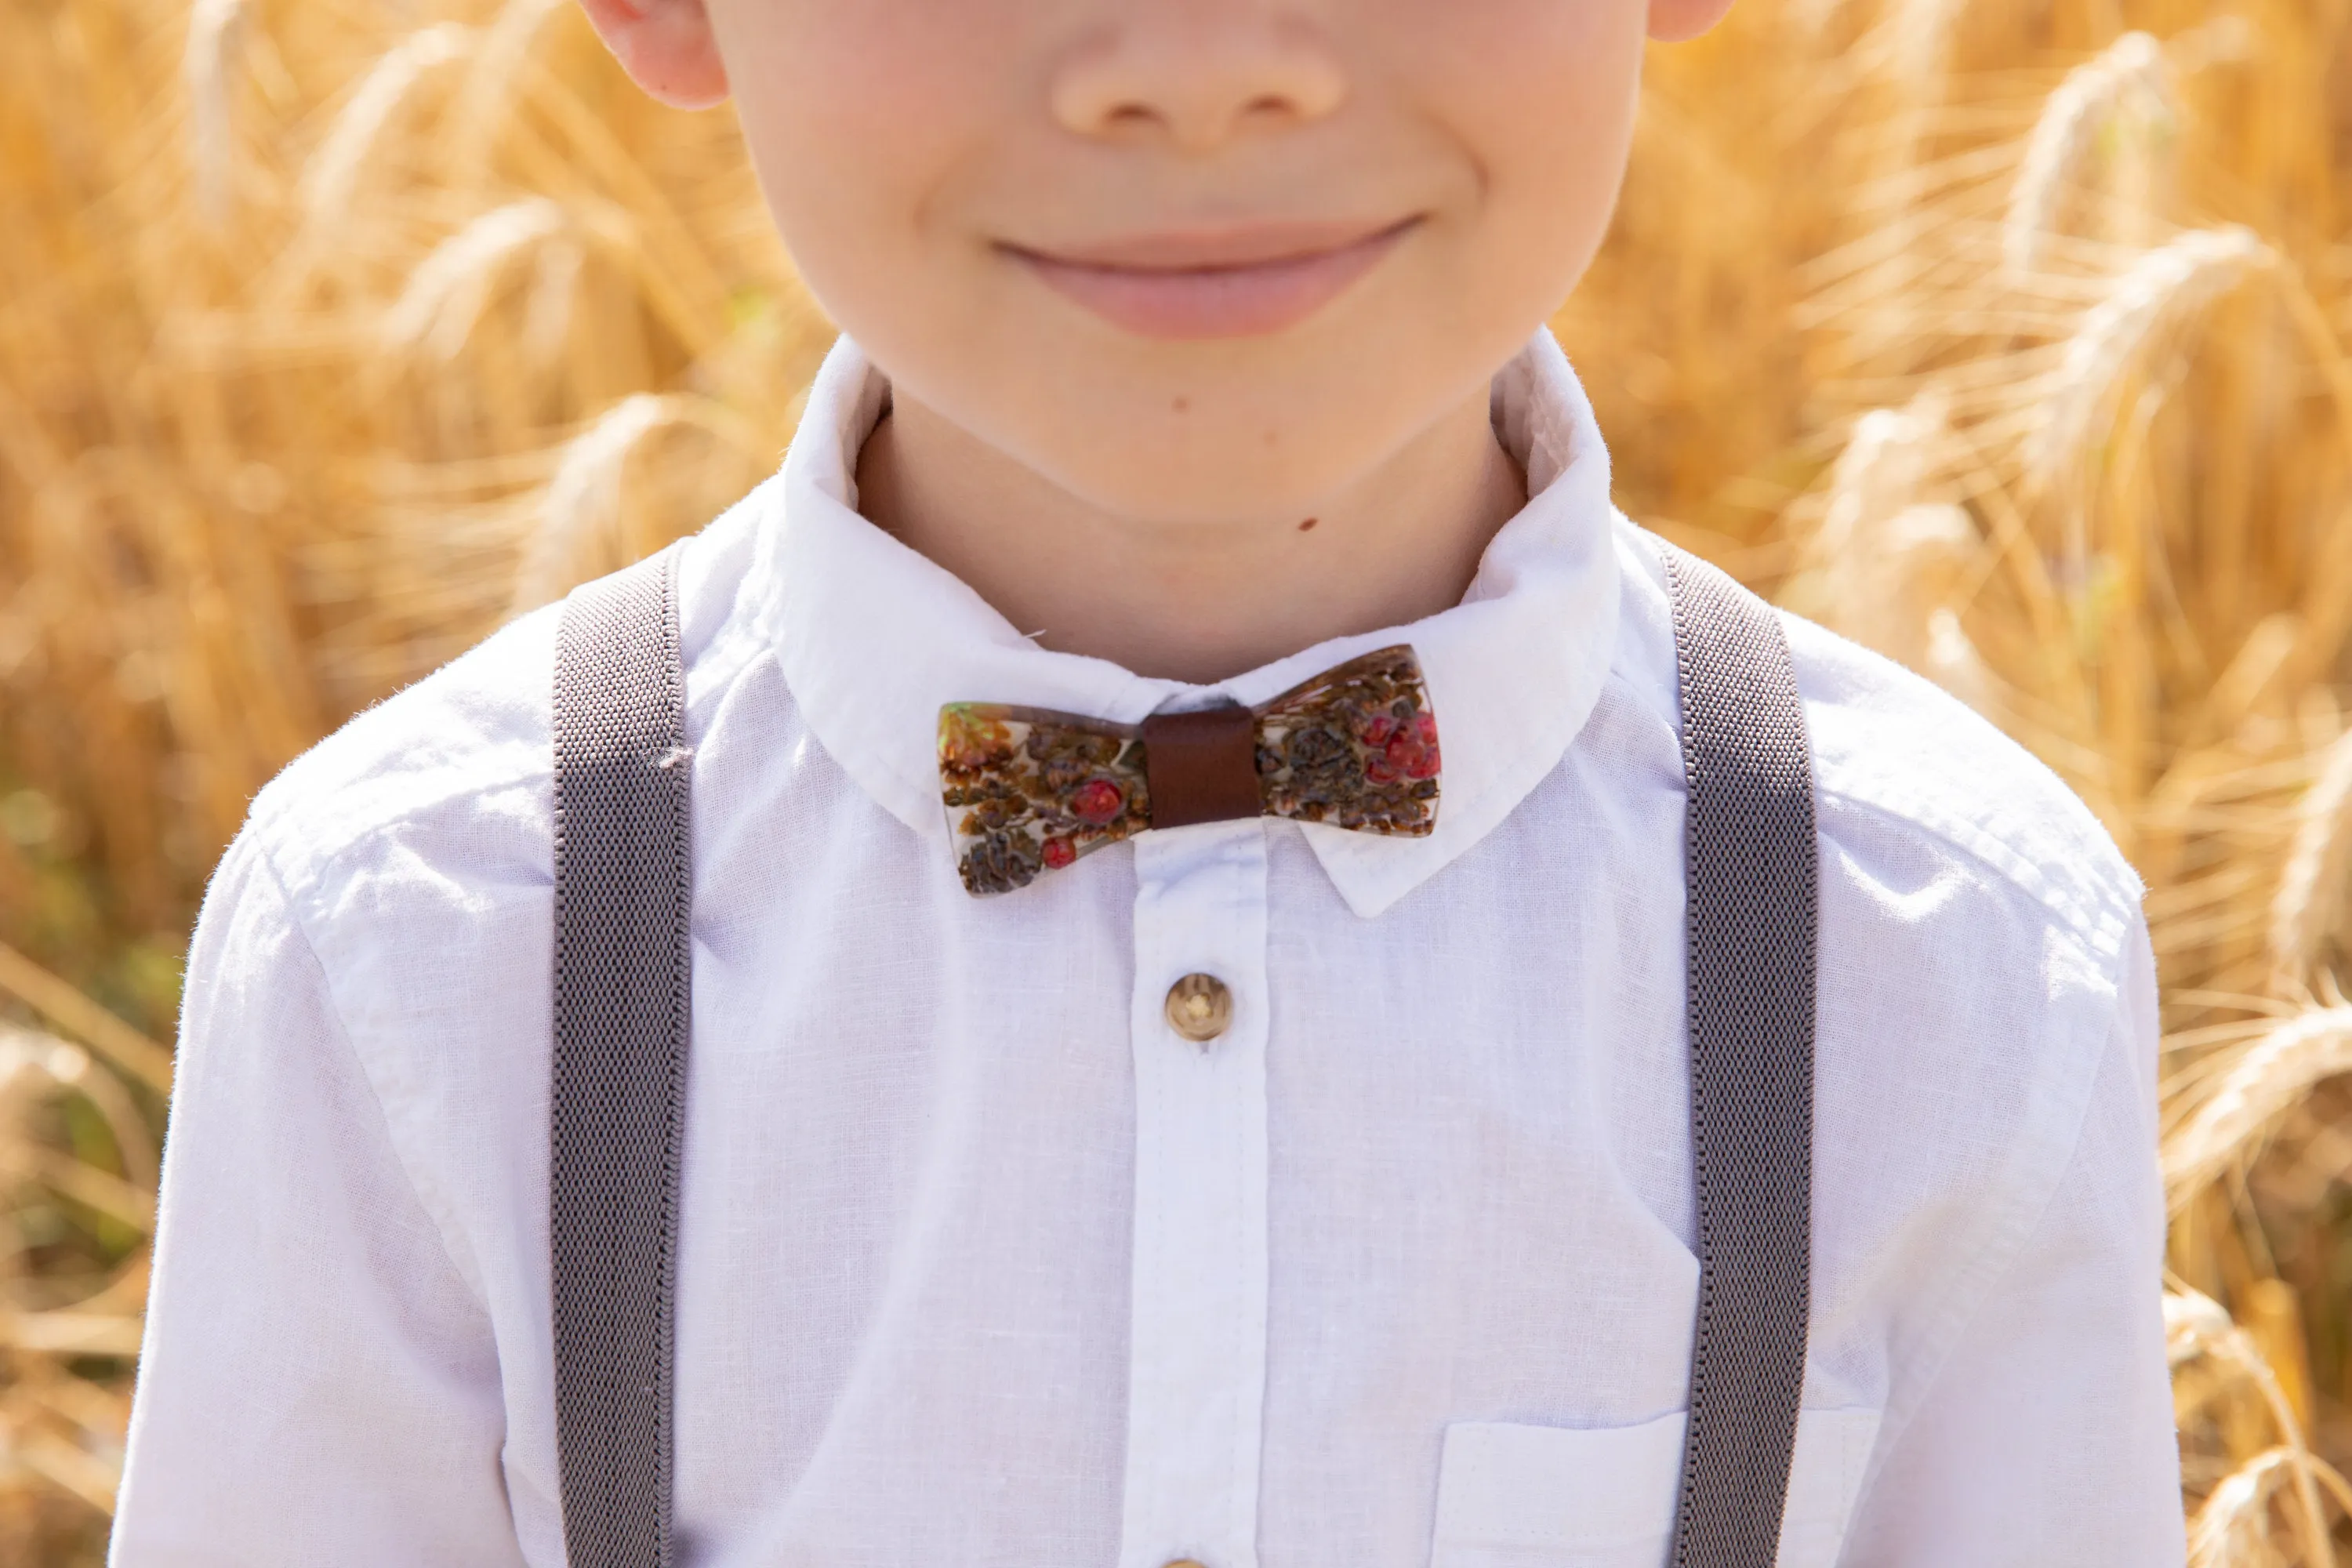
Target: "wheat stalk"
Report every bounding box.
[180,0,247,227]
[2270,732,2352,993]
[381,198,572,363]
[510,393,770,612]
[299,24,475,234]
[2003,32,2177,282]
[2022,226,2270,499]
[2166,1007,2352,1214]
[2171,1287,2341,1566]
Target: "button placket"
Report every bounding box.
[1120,822,1271,1568]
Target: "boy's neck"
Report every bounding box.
[854,384,1527,686]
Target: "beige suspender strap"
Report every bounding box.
[550,546,692,1568]
[543,541,1818,1566]
[1661,543,1819,1566]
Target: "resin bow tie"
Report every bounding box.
[938,645,1441,896]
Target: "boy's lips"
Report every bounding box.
[1004,217,1421,340]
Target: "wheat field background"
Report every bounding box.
[1,0,2349,1559]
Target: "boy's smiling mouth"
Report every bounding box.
[1001,216,1423,341]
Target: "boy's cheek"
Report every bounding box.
[712,0,1018,216]
[1412,0,1650,185]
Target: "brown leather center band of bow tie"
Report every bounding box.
[1141,705,1262,829]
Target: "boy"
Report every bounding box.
[112,0,2183,1563]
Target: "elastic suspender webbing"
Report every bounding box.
[543,541,1817,1568]
[551,546,692,1568]
[1661,543,1819,1567]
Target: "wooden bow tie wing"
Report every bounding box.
[1254,645,1441,835]
[937,644,1440,898]
[938,704,1152,895]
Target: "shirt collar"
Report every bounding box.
[749,327,1621,918]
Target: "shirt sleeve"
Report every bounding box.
[1838,914,2185,1566]
[111,831,527,1566]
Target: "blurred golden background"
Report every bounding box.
[2,0,2349,1559]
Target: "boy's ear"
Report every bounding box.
[1647,0,1738,42]
[575,0,731,110]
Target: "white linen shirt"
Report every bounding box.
[113,331,2183,1567]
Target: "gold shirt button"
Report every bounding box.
[1163,973,1232,1044]
[1163,1561,1210,1568]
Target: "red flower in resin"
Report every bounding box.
[1041,836,1076,869]
[1394,711,1441,780]
[1363,710,1439,785]
[1069,777,1125,826]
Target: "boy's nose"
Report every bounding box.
[1049,8,1348,152]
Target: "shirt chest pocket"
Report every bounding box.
[1430,1407,1882,1568]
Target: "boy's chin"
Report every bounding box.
[1000,364,1504,526]
[855,274,1538,524]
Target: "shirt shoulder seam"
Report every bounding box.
[250,604,778,895]
[1808,758,2140,968]
[1851,926,2141,1481]
[245,830,497,1319]
[1586,656,2140,967]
